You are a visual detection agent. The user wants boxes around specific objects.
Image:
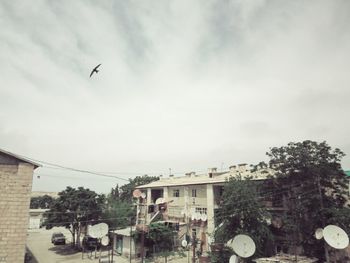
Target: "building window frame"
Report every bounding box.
[173,189,180,197]
[191,189,197,197]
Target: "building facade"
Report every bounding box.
[135,164,273,255]
[0,149,40,263]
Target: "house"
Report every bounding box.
[0,148,40,263]
[28,209,49,229]
[111,227,136,258]
[134,165,275,255]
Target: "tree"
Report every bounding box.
[135,222,177,262]
[213,176,273,262]
[103,185,135,229]
[30,195,55,209]
[43,187,105,248]
[266,140,350,260]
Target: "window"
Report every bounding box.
[191,189,197,197]
[195,207,207,214]
[173,189,180,197]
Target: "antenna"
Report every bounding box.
[155,198,166,205]
[132,189,141,198]
[89,223,108,239]
[227,234,256,258]
[315,228,324,240]
[229,255,238,263]
[323,225,349,249]
[101,236,110,246]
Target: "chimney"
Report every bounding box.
[229,165,237,173]
[190,171,196,177]
[208,167,217,178]
[238,163,247,173]
[159,174,163,180]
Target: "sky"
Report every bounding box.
[1,0,350,193]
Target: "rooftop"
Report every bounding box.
[0,148,41,169]
[136,165,273,189]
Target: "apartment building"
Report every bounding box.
[0,148,40,263]
[135,164,273,253]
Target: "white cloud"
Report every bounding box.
[1,0,350,193]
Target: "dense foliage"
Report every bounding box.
[104,175,159,229]
[30,194,55,209]
[266,140,350,260]
[213,176,273,262]
[43,187,105,247]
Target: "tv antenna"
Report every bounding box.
[227,234,256,258]
[132,189,141,198]
[101,236,110,246]
[229,255,238,263]
[322,225,349,249]
[315,228,324,240]
[89,223,108,239]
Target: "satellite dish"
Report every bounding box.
[89,223,109,238]
[181,240,188,247]
[132,189,141,198]
[140,192,146,199]
[315,228,324,240]
[201,214,208,221]
[323,225,349,249]
[227,234,256,258]
[101,236,110,246]
[194,212,201,220]
[191,214,195,221]
[229,255,238,263]
[155,198,166,205]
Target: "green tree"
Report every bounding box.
[213,176,273,262]
[266,140,350,260]
[103,185,135,229]
[30,195,55,209]
[135,223,177,262]
[43,187,105,248]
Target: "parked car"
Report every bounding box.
[82,236,100,250]
[51,232,66,245]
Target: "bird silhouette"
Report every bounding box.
[90,64,101,77]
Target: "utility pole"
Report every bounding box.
[129,217,132,263]
[317,173,330,263]
[192,232,196,263]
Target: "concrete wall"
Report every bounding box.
[0,162,34,263]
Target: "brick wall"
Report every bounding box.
[0,163,34,263]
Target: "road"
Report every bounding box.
[26,227,194,263]
[26,227,125,263]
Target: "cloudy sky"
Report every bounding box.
[1,0,350,193]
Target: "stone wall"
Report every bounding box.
[0,163,34,263]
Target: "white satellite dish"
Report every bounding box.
[181,240,188,247]
[191,214,195,221]
[132,189,141,198]
[323,225,349,249]
[101,236,110,246]
[315,228,324,240]
[89,223,109,239]
[229,255,238,263]
[201,214,208,221]
[227,234,256,258]
[195,212,201,220]
[140,192,146,199]
[155,198,166,205]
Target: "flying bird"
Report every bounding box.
[90,64,101,77]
